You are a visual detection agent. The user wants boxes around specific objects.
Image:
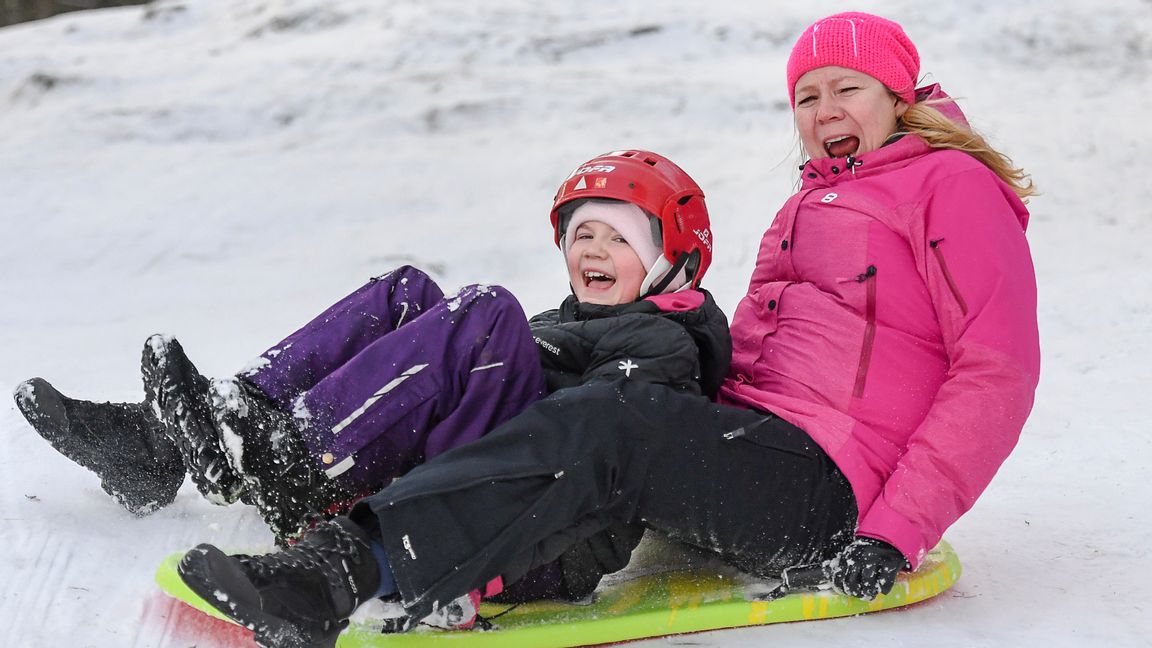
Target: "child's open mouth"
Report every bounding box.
[583,270,616,289]
[824,135,859,158]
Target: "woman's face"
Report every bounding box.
[793,66,909,160]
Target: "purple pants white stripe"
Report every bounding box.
[243,266,546,493]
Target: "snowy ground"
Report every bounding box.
[1,0,1150,646]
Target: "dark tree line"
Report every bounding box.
[1,0,148,27]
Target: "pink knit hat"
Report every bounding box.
[786,12,920,107]
[562,200,662,273]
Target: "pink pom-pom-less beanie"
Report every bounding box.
[786,12,920,107]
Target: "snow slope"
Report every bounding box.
[1,0,1150,646]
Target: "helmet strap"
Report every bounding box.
[640,251,695,298]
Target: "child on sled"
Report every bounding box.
[16,148,725,615]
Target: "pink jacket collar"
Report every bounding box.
[799,84,969,186]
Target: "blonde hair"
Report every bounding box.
[896,100,1036,201]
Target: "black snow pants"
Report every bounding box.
[349,380,857,620]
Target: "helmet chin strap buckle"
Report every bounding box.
[639,251,695,298]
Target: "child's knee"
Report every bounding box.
[454,284,526,320]
[371,265,431,286]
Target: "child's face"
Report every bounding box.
[566,220,648,305]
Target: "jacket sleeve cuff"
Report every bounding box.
[856,499,931,570]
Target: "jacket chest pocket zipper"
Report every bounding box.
[929,239,969,316]
[853,265,877,398]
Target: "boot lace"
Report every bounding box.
[240,521,368,604]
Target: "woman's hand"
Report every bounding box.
[829,537,908,600]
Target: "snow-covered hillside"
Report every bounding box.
[2,1,1150,646]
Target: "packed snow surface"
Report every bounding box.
[2,0,1150,646]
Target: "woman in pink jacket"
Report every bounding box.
[176,12,1041,643]
[722,10,1040,582]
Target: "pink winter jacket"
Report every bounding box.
[719,98,1040,568]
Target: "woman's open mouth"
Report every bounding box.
[824,135,860,158]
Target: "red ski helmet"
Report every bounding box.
[550,150,712,292]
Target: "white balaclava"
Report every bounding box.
[562,200,662,271]
[561,200,695,295]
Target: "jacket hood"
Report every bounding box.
[914,83,969,128]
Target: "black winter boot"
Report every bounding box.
[208,376,354,544]
[141,334,245,505]
[13,377,185,515]
[178,517,381,648]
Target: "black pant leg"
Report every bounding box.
[636,408,857,576]
[351,380,854,619]
[351,382,651,618]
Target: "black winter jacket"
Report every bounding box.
[491,290,732,604]
[528,290,731,398]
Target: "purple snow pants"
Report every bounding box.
[242,266,547,494]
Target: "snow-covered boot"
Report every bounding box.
[209,376,354,543]
[379,588,488,633]
[13,377,185,515]
[178,517,381,648]
[141,334,245,505]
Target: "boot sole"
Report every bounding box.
[207,378,262,495]
[207,378,289,536]
[15,378,79,451]
[208,377,340,543]
[178,544,345,648]
[142,335,244,504]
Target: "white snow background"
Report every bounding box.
[2,0,1150,646]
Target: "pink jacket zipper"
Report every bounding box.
[930,239,969,315]
[853,265,877,398]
